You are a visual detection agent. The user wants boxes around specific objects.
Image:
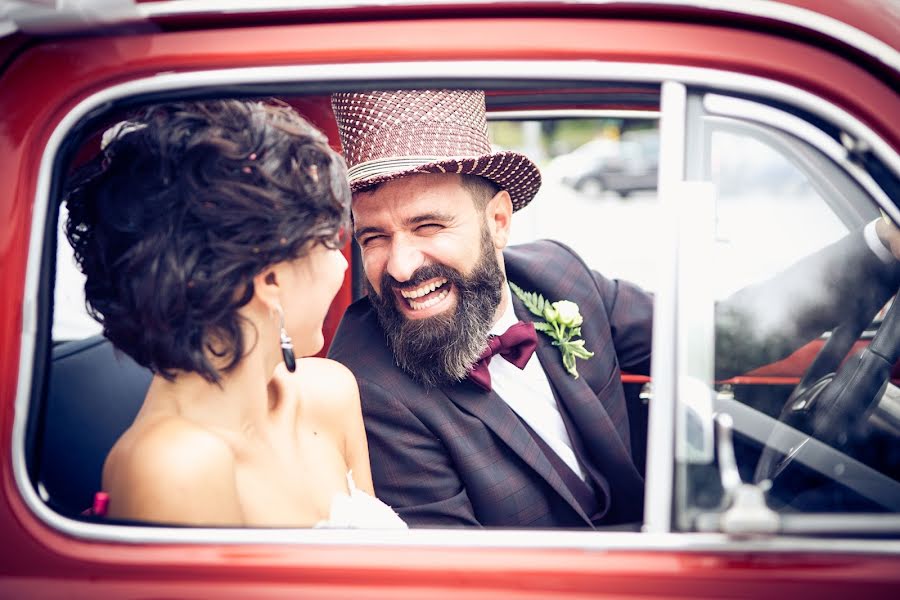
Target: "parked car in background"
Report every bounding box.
[557,128,659,198]
[2,1,900,597]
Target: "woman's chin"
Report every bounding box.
[293,329,325,358]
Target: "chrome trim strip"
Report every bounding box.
[778,514,900,536]
[488,110,661,120]
[1,521,899,553]
[642,80,685,534]
[13,59,900,550]
[696,512,900,537]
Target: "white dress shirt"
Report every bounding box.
[864,218,896,264]
[487,285,587,480]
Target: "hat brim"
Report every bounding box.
[348,151,541,212]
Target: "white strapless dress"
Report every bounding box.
[314,472,407,529]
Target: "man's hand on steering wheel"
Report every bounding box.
[753,215,900,491]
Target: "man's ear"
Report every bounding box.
[486,189,513,250]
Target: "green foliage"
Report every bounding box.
[509,282,547,318]
[509,282,594,378]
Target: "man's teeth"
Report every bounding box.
[408,289,449,310]
[400,278,448,299]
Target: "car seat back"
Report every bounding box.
[40,335,150,515]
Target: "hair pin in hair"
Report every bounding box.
[100,120,148,150]
[242,152,258,174]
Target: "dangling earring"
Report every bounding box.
[275,305,296,372]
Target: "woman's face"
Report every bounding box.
[282,243,348,357]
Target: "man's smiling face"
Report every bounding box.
[352,173,513,386]
[353,173,494,317]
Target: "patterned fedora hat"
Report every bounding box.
[331,89,541,211]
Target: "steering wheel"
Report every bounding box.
[754,287,900,485]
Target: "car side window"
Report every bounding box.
[32,82,897,540]
[43,101,667,525]
[674,91,900,532]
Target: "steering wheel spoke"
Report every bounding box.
[754,289,900,494]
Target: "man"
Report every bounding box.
[327,89,900,528]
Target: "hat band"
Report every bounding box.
[347,155,468,183]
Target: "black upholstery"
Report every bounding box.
[41,335,151,515]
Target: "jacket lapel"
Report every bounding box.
[442,369,592,525]
[510,293,638,480]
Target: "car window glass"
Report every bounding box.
[675,95,900,532]
[54,205,101,341]
[492,117,661,293]
[709,130,848,299]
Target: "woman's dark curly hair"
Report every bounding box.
[65,99,350,382]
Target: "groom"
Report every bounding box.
[327,89,900,528]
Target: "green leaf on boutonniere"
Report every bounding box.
[510,282,547,318]
[533,322,555,334]
[509,282,594,378]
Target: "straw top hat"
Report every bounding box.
[331,89,541,211]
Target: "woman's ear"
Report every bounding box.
[486,189,513,249]
[251,265,283,311]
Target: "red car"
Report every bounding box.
[2,1,899,597]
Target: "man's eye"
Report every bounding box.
[359,235,384,247]
[416,223,443,233]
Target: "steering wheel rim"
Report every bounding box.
[754,289,900,486]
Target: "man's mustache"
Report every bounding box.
[379,264,460,298]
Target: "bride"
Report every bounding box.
[64,99,405,529]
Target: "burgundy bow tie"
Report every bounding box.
[467,321,538,392]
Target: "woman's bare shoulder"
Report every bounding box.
[103,417,242,524]
[283,357,360,418]
[110,415,232,467]
[286,357,358,397]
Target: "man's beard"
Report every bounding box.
[366,227,504,388]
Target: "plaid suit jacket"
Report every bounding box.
[329,240,652,527]
[328,233,899,528]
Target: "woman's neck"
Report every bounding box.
[147,343,284,433]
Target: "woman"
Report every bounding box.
[64,99,405,528]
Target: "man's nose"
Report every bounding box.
[385,237,424,283]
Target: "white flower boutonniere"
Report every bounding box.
[510,282,594,378]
